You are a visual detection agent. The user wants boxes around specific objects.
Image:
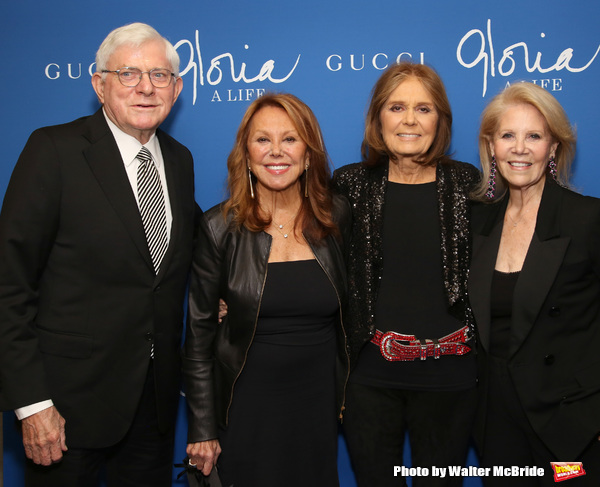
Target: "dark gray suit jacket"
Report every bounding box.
[469,179,600,459]
[0,109,196,448]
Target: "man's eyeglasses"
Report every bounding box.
[101,67,176,88]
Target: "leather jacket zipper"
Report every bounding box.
[308,238,351,422]
[224,239,271,425]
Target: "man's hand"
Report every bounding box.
[21,406,67,465]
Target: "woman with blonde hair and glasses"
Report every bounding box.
[183,93,350,487]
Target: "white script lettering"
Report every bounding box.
[175,31,300,104]
[456,19,600,96]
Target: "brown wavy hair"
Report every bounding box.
[362,61,453,167]
[223,93,337,241]
[473,82,576,201]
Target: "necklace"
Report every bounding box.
[506,212,521,227]
[506,204,534,228]
[259,203,300,239]
[271,212,297,238]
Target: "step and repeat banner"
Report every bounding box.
[2,0,599,485]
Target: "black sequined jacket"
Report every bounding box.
[332,158,480,364]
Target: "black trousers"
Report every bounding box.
[479,355,600,487]
[24,361,176,487]
[343,381,477,487]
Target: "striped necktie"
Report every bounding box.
[136,146,168,274]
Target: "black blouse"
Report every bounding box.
[350,181,477,390]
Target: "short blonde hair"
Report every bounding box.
[474,82,576,200]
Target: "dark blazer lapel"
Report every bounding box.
[509,181,570,356]
[154,130,182,279]
[470,203,504,351]
[82,110,154,270]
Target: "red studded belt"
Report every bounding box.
[371,325,472,361]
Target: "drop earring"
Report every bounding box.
[485,156,497,200]
[548,156,557,182]
[248,166,255,199]
[304,163,309,198]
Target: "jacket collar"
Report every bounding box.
[534,179,563,241]
[471,179,570,356]
[480,178,563,240]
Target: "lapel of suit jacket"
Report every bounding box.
[469,200,506,351]
[82,109,155,271]
[509,180,570,356]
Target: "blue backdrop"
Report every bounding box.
[2,0,600,485]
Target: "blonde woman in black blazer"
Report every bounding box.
[469,82,600,486]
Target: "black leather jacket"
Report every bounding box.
[183,195,351,442]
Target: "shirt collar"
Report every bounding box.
[102,108,161,168]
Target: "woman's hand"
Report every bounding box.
[187,439,222,476]
[218,299,228,323]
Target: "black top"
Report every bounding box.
[351,181,477,390]
[256,260,338,345]
[217,259,339,487]
[489,270,520,358]
[332,159,480,366]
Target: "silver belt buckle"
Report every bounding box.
[380,331,404,361]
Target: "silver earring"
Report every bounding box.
[248,166,255,199]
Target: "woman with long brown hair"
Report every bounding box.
[183,93,350,487]
[334,62,479,486]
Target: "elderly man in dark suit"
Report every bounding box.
[0,22,197,486]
